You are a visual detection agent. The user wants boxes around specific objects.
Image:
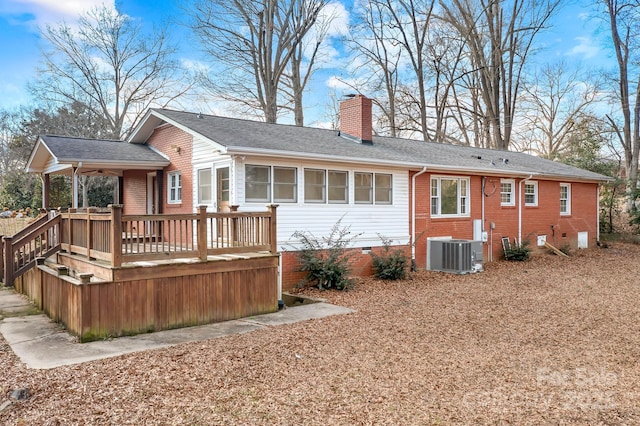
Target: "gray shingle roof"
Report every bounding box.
[40,135,168,163]
[151,109,609,182]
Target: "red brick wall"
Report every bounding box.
[146,125,193,214]
[122,170,148,215]
[410,172,600,268]
[339,94,373,142]
[281,245,412,291]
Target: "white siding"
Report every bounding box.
[235,157,410,249]
[191,136,231,212]
[192,136,225,163]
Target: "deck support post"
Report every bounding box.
[268,204,279,254]
[86,207,96,259]
[110,205,123,267]
[3,236,12,287]
[230,205,239,246]
[197,205,208,261]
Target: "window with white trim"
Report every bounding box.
[500,179,515,206]
[273,167,297,202]
[375,173,392,204]
[197,168,212,204]
[560,183,571,215]
[304,169,325,203]
[430,176,469,217]
[328,170,348,203]
[524,181,538,206]
[304,169,348,204]
[354,172,372,203]
[355,172,392,204]
[167,171,182,204]
[245,165,271,202]
[246,165,297,203]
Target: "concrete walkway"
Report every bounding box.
[0,288,354,370]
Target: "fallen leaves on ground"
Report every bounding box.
[2,243,640,425]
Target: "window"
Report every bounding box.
[304,169,325,202]
[168,171,181,204]
[197,168,212,204]
[430,176,470,217]
[274,167,297,202]
[246,165,297,203]
[328,171,348,203]
[560,183,571,215]
[375,174,392,204]
[245,165,270,202]
[217,167,230,202]
[355,172,392,204]
[304,169,348,204]
[524,181,538,206]
[355,172,372,203]
[500,179,515,206]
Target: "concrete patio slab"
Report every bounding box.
[0,301,354,370]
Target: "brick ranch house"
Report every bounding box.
[28,95,608,291]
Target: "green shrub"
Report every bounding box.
[290,218,362,290]
[371,236,408,280]
[504,240,531,261]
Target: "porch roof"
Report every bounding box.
[26,134,170,175]
[129,109,609,183]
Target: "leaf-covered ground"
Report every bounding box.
[2,243,640,425]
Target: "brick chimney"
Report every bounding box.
[339,94,372,144]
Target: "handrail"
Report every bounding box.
[3,212,62,287]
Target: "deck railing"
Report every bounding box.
[2,205,278,286]
[2,211,61,286]
[61,204,278,267]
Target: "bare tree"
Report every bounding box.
[0,110,24,189]
[188,0,326,123]
[281,3,339,126]
[518,61,600,159]
[33,5,188,138]
[601,0,640,211]
[439,0,561,150]
[375,0,436,141]
[348,0,403,137]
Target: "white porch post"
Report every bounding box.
[72,166,79,208]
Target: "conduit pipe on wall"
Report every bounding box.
[411,166,428,271]
[482,177,488,261]
[518,175,534,245]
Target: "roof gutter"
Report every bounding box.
[411,166,428,270]
[226,147,425,169]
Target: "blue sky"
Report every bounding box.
[0,0,610,127]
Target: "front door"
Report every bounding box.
[216,167,230,212]
[147,172,157,214]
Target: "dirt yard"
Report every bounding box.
[1,243,640,425]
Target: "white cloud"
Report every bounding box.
[320,1,350,38]
[181,58,210,73]
[566,36,600,59]
[0,0,114,30]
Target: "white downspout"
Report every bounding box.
[597,184,601,243]
[518,175,534,245]
[411,166,428,270]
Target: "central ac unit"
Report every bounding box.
[428,239,483,274]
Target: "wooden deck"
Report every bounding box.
[4,205,281,341]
